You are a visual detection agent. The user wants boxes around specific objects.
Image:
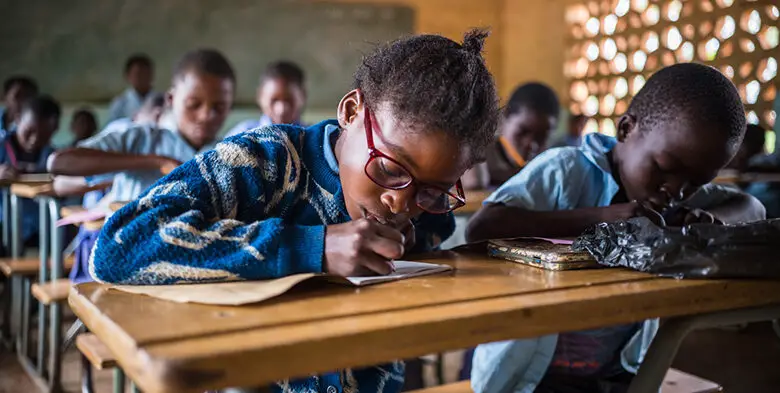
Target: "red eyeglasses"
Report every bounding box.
[362,106,466,214]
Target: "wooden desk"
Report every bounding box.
[60,205,106,231]
[459,190,492,215]
[69,251,780,393]
[714,172,780,184]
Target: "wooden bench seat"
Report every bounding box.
[76,333,117,370]
[31,278,72,305]
[0,256,74,277]
[409,370,722,393]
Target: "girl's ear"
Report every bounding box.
[337,89,364,128]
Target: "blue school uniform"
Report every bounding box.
[107,88,155,123]
[0,133,55,244]
[225,114,304,138]
[471,133,746,393]
[90,120,455,393]
[0,107,16,140]
[67,124,217,284]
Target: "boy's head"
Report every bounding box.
[614,63,746,207]
[257,61,306,125]
[124,54,154,96]
[728,123,765,171]
[134,92,166,126]
[568,113,588,138]
[502,83,560,162]
[16,95,60,153]
[3,76,39,121]
[335,29,499,223]
[70,108,97,142]
[168,49,235,149]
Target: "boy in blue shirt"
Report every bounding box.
[49,49,235,284]
[0,76,39,139]
[107,54,156,122]
[90,30,499,393]
[0,95,60,248]
[226,61,306,137]
[465,63,764,393]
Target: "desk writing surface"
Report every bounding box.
[69,250,780,393]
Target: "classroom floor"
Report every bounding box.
[1,301,780,392]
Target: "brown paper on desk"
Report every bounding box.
[110,261,453,305]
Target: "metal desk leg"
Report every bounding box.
[627,304,780,393]
[2,188,10,251]
[0,189,10,347]
[10,192,22,258]
[113,368,126,393]
[8,193,23,352]
[37,197,50,374]
[18,277,31,356]
[47,198,63,392]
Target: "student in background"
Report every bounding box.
[225,60,306,137]
[728,124,780,218]
[0,96,60,250]
[466,64,764,393]
[107,54,155,122]
[551,113,588,148]
[1,76,39,139]
[69,108,98,147]
[49,49,234,284]
[89,30,498,393]
[727,123,765,172]
[100,92,166,135]
[462,82,559,189]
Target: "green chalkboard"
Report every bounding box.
[0,0,415,108]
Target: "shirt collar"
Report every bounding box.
[323,124,340,173]
[258,114,304,128]
[580,133,621,197]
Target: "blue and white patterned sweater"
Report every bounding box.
[90,119,455,393]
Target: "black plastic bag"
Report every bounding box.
[572,217,780,279]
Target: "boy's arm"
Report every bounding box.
[683,184,766,224]
[466,203,639,241]
[48,148,177,176]
[90,136,327,285]
[48,126,180,176]
[464,148,640,242]
[708,193,765,223]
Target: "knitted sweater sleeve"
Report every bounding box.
[89,132,325,285]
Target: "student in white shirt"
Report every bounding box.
[107,54,155,122]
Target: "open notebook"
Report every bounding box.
[110,260,452,305]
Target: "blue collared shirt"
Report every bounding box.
[107,88,155,123]
[225,114,304,138]
[473,133,743,393]
[0,107,16,140]
[78,125,216,205]
[0,133,55,242]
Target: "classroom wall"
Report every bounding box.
[19,0,575,145]
[328,0,571,102]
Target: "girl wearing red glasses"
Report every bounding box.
[89,30,499,393]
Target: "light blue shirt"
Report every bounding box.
[225,114,305,138]
[0,107,16,140]
[100,117,134,135]
[78,125,216,204]
[473,133,744,393]
[107,88,154,123]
